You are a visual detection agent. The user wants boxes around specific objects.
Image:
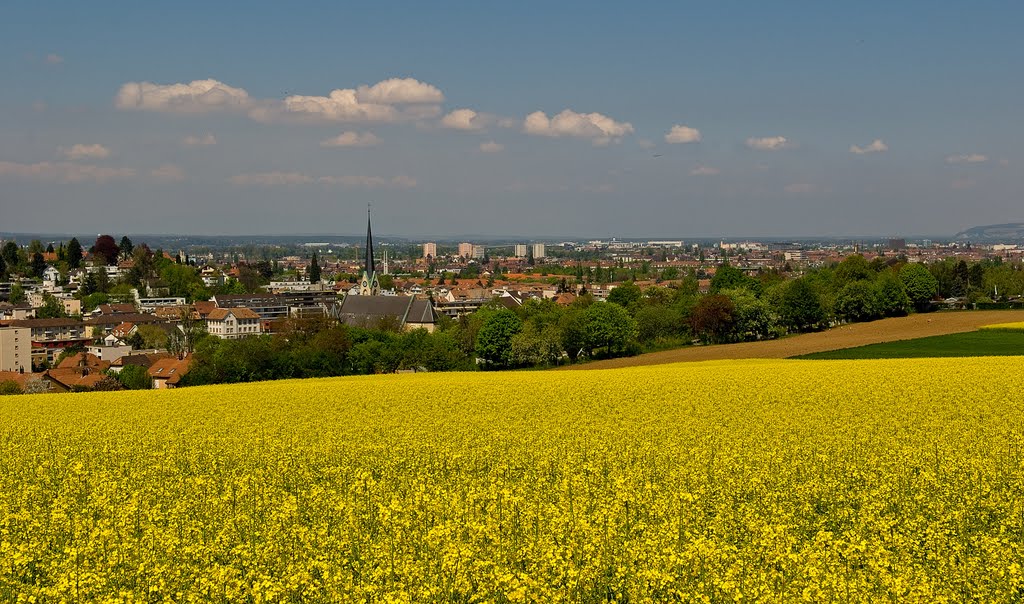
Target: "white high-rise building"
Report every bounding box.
[530,243,546,260]
[423,242,437,259]
[458,242,473,258]
[471,245,486,260]
[513,244,528,258]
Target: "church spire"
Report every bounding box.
[364,203,375,277]
[358,203,380,295]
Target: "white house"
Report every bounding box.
[205,307,263,339]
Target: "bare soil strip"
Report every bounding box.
[568,310,1024,370]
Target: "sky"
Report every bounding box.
[1,1,1021,239]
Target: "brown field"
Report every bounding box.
[569,310,1024,370]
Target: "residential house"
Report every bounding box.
[205,307,263,339]
[148,354,192,389]
[0,318,91,367]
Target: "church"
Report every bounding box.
[333,209,438,332]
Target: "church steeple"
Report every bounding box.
[364,204,375,277]
[359,204,380,295]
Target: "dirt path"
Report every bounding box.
[568,310,1024,370]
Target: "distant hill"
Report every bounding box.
[954,223,1024,241]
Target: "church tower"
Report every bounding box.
[359,205,380,295]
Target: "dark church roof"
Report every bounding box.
[334,295,437,328]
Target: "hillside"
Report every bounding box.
[954,222,1024,241]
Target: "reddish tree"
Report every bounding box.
[690,294,736,343]
[92,235,120,266]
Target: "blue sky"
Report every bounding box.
[1,1,1021,238]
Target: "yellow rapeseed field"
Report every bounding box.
[2,357,1024,602]
[980,322,1024,331]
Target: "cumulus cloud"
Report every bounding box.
[354,78,443,104]
[690,166,720,176]
[850,139,888,154]
[479,141,504,153]
[230,171,415,189]
[746,136,791,151]
[183,133,217,146]
[116,79,251,113]
[784,182,817,194]
[0,161,134,183]
[320,131,380,147]
[58,143,111,160]
[441,108,487,131]
[523,109,634,145]
[945,153,988,164]
[665,124,702,144]
[150,164,185,182]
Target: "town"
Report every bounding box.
[2,219,1023,394]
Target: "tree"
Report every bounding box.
[36,293,67,319]
[834,254,873,285]
[690,294,736,343]
[93,235,120,266]
[0,253,5,280]
[30,252,46,279]
[116,364,151,390]
[0,380,22,395]
[875,272,910,317]
[8,283,25,304]
[723,287,779,341]
[309,253,321,283]
[834,280,880,323]
[66,238,83,269]
[607,281,642,311]
[710,263,759,294]
[779,278,826,332]
[2,242,20,273]
[900,263,939,310]
[119,236,134,260]
[580,302,637,357]
[475,309,523,369]
[27,239,45,255]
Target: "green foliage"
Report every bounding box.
[0,380,22,395]
[834,280,881,323]
[875,272,910,317]
[116,364,152,390]
[579,302,637,357]
[66,237,83,269]
[606,281,642,311]
[900,263,939,309]
[797,331,1024,360]
[475,309,523,369]
[779,278,826,332]
[710,263,759,294]
[36,293,67,319]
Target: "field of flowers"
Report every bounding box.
[980,321,1024,331]
[1,357,1023,601]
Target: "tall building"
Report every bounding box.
[471,245,486,260]
[514,244,528,258]
[423,242,437,259]
[458,242,474,258]
[530,243,546,260]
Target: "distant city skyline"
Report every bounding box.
[1,2,1022,237]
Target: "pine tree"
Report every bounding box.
[67,237,83,269]
[309,253,321,283]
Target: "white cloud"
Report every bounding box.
[0,161,134,183]
[945,153,988,164]
[320,131,380,147]
[849,139,888,154]
[523,109,634,145]
[116,79,251,113]
[150,164,185,182]
[479,141,504,153]
[58,143,110,160]
[230,171,415,189]
[665,124,702,144]
[784,182,817,194]
[229,172,314,186]
[746,136,792,151]
[318,174,417,188]
[45,53,64,65]
[441,108,486,131]
[354,78,443,104]
[690,166,720,176]
[183,133,217,146]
